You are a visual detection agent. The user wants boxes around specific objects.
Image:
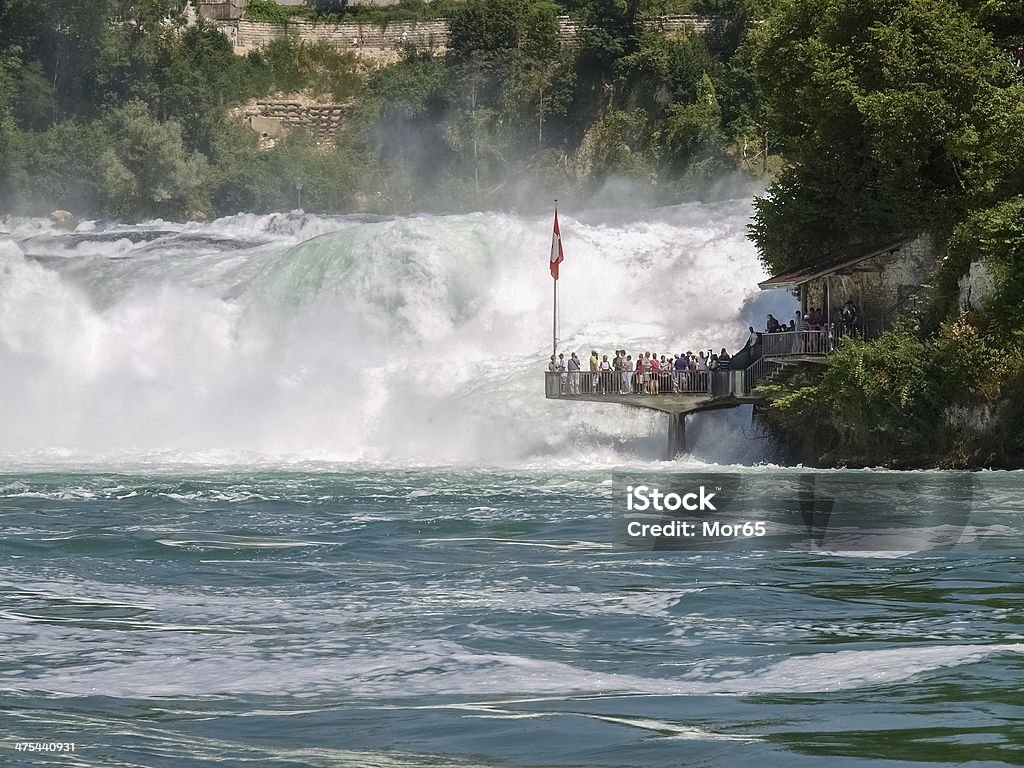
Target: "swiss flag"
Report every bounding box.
[550,210,564,280]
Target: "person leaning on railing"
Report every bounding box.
[674,353,686,390]
[793,311,806,353]
[546,355,558,397]
[649,354,660,394]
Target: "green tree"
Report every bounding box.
[448,0,559,59]
[568,0,643,131]
[447,0,562,164]
[955,0,1024,44]
[0,49,22,211]
[578,108,653,183]
[351,50,452,206]
[101,100,209,219]
[16,119,111,214]
[947,197,1024,328]
[654,72,724,177]
[0,0,117,118]
[750,0,1024,275]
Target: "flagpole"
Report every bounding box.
[552,200,558,359]
[553,278,558,359]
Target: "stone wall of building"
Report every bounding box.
[199,0,247,22]
[804,235,942,330]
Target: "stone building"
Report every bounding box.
[198,0,247,21]
[758,235,941,336]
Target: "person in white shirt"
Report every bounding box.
[599,355,612,394]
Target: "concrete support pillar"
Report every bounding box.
[667,412,686,459]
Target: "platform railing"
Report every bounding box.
[759,329,830,357]
[743,355,782,393]
[759,323,875,358]
[545,326,877,402]
[545,368,712,397]
[545,357,782,401]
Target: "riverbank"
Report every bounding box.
[758,322,1024,471]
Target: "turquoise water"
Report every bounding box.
[3,468,1023,767]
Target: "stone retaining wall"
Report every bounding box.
[225,15,715,53]
[245,100,350,141]
[235,18,449,50]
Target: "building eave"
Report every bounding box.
[758,237,916,290]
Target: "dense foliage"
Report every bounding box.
[748,0,1024,276]
[244,0,465,24]
[738,0,1024,468]
[0,0,778,220]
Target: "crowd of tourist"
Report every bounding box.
[547,348,734,395]
[762,300,862,354]
[763,301,859,336]
[547,300,863,396]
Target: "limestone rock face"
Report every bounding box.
[957,261,995,311]
[50,210,77,229]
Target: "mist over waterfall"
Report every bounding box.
[0,201,791,466]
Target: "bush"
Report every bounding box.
[244,0,307,23]
[764,314,1019,465]
[16,120,112,215]
[309,0,349,13]
[101,101,210,219]
[261,39,362,101]
[948,198,1024,326]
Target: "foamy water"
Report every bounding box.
[0,202,794,467]
[2,468,1023,766]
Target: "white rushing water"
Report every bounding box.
[0,202,795,466]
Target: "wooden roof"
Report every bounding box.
[758,237,915,290]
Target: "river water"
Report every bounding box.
[1,206,1020,766]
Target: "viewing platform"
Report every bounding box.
[544,328,854,457]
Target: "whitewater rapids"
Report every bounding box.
[0,202,794,466]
